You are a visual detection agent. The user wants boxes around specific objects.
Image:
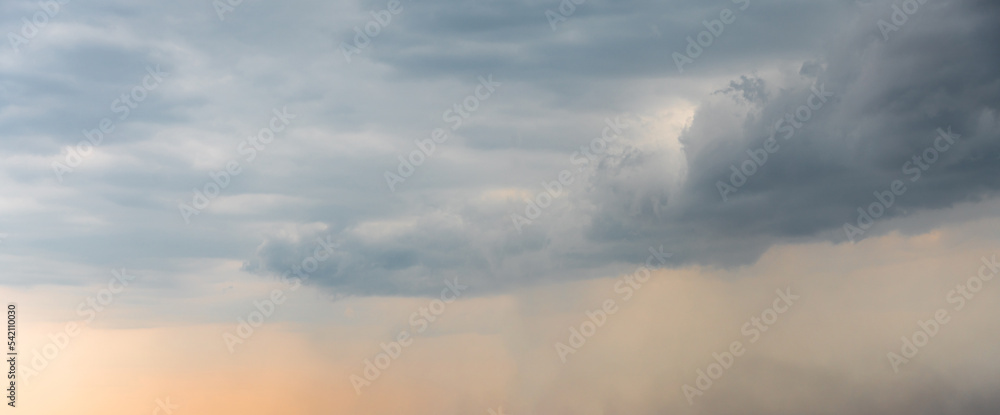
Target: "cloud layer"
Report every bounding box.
[1,0,998,298]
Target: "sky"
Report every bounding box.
[1,0,999,414]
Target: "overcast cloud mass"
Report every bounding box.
[2,0,1000,413]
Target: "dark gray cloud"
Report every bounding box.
[244,0,1000,296]
[0,0,998,299]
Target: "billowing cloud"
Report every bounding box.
[0,1,998,294]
